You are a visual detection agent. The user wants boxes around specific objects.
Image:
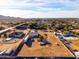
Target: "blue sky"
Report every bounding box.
[0,0,79,18]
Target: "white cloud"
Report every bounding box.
[0,9,34,17]
[0,0,79,18]
[0,9,79,18]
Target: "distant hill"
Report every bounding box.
[0,15,24,20]
[0,15,79,21]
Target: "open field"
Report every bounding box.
[67,39,79,51]
[18,30,74,57]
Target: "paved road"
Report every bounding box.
[0,23,25,34]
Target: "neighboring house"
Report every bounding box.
[29,30,39,38]
[9,32,25,38]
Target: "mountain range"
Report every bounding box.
[0,15,24,20]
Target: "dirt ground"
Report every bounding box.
[0,29,30,52]
[67,39,79,51]
[18,30,74,57]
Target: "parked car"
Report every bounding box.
[40,39,49,46]
[65,42,71,48]
[5,37,14,41]
[57,34,64,40]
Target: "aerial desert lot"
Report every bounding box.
[18,30,74,57]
